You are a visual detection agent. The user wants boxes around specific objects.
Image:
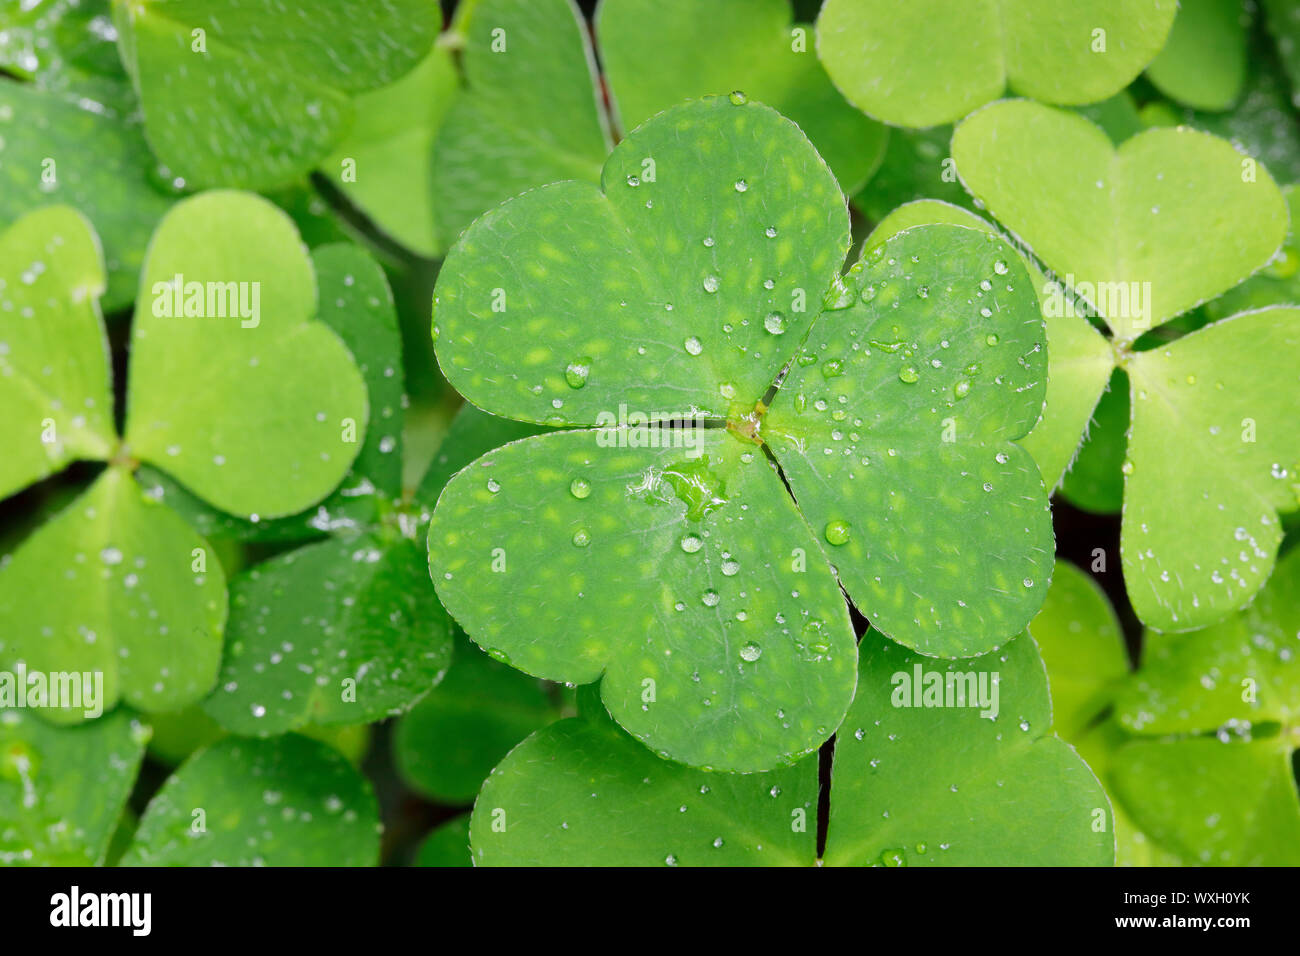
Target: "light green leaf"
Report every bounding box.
[203,530,453,734]
[1145,0,1248,111]
[1117,545,1300,734]
[597,0,886,194]
[123,191,369,520]
[134,241,404,541]
[430,0,611,245]
[951,99,1288,341]
[434,95,847,426]
[121,734,380,866]
[0,83,175,314]
[322,47,460,258]
[0,708,149,865]
[765,224,1053,658]
[1028,559,1128,739]
[430,427,858,771]
[416,814,471,867]
[470,631,1112,865]
[1059,370,1129,514]
[111,0,438,189]
[1071,719,1184,866]
[1111,736,1299,865]
[1109,545,1300,865]
[394,637,561,804]
[864,198,1113,492]
[1205,184,1300,319]
[815,0,1176,128]
[0,466,227,721]
[1123,308,1300,630]
[0,206,116,502]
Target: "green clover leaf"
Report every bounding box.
[110,0,438,190]
[198,244,454,735]
[0,194,369,721]
[0,709,150,865]
[468,630,1112,866]
[1109,545,1300,865]
[596,0,886,195]
[430,97,1052,770]
[952,99,1288,343]
[815,0,1176,128]
[121,734,381,865]
[1144,0,1248,111]
[952,100,1297,630]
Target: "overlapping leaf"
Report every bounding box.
[121,735,380,865]
[0,709,149,865]
[0,194,370,721]
[1145,0,1248,111]
[110,0,438,189]
[201,244,454,735]
[469,631,1112,865]
[1110,546,1300,865]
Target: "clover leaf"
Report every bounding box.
[468,630,1112,866]
[815,0,1176,128]
[0,194,369,721]
[200,244,454,736]
[430,97,1052,770]
[121,734,381,865]
[1109,545,1300,865]
[0,708,150,865]
[1144,0,1248,111]
[110,0,438,190]
[952,100,1297,630]
[596,0,886,194]
[952,99,1288,342]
